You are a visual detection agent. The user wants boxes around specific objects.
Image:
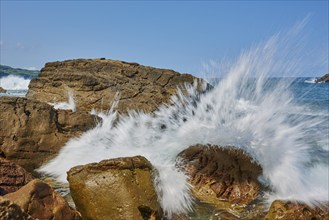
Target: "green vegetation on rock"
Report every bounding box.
[0,65,39,78]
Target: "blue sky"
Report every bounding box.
[0,1,328,76]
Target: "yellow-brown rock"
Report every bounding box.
[263,200,329,220]
[67,156,162,220]
[0,96,99,173]
[4,179,81,220]
[178,145,262,207]
[27,58,204,113]
[0,197,34,220]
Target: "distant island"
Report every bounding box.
[0,65,40,78]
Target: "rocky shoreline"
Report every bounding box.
[0,58,328,219]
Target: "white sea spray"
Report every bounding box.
[0,75,31,90]
[39,26,329,216]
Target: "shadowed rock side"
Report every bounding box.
[4,179,81,220]
[0,197,34,220]
[0,158,34,196]
[67,156,162,220]
[177,145,263,207]
[263,200,329,220]
[0,96,100,173]
[0,87,6,93]
[27,58,205,113]
[316,73,329,83]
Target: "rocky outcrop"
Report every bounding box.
[0,197,33,220]
[27,58,204,113]
[0,87,6,93]
[263,200,329,220]
[316,73,329,83]
[67,156,162,220]
[177,145,262,207]
[0,96,99,173]
[0,158,34,195]
[4,179,81,220]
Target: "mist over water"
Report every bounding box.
[39,26,329,216]
[0,75,31,96]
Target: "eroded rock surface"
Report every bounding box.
[0,158,34,195]
[27,58,204,113]
[4,179,81,220]
[0,96,99,173]
[178,145,262,207]
[67,156,162,220]
[0,197,33,220]
[263,200,329,220]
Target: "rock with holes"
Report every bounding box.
[27,58,206,113]
[0,197,34,220]
[67,156,162,220]
[0,158,34,195]
[177,145,263,207]
[0,96,99,173]
[262,200,329,220]
[3,179,81,220]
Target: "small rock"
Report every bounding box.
[0,197,33,220]
[4,179,81,220]
[67,155,162,220]
[263,200,329,220]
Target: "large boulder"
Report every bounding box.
[0,197,33,220]
[0,96,99,173]
[67,156,162,220]
[4,179,81,220]
[177,145,262,207]
[27,58,204,113]
[263,200,329,220]
[0,158,34,195]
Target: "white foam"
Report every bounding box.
[0,75,31,90]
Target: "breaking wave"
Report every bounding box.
[39,24,329,217]
[0,75,31,90]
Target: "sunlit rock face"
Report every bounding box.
[27,58,204,114]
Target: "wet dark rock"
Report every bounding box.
[0,87,6,93]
